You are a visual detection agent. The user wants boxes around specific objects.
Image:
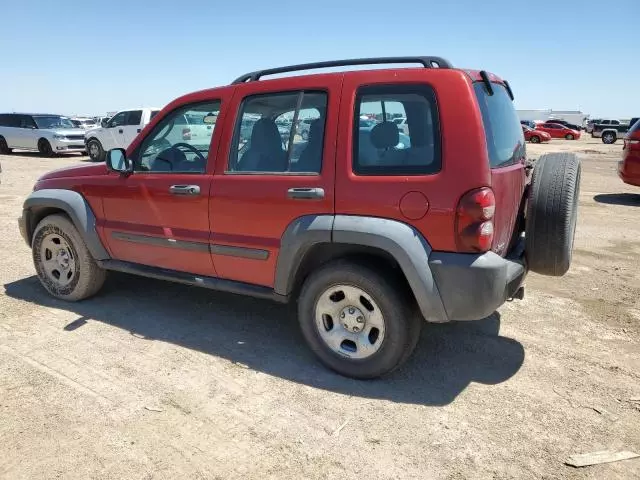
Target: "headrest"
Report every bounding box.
[251,118,282,149]
[370,122,399,149]
[307,119,324,144]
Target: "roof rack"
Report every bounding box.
[231,56,453,84]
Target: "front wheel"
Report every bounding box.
[530,136,541,144]
[565,133,574,140]
[87,139,105,162]
[32,214,106,301]
[297,261,421,379]
[38,138,54,157]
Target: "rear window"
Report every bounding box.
[474,83,525,168]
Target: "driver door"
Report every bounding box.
[101,98,225,277]
[104,111,128,150]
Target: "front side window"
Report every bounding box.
[133,100,221,173]
[228,91,327,174]
[474,82,525,168]
[107,112,128,128]
[32,116,74,129]
[353,84,440,175]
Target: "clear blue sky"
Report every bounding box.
[1,0,637,118]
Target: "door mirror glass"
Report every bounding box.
[101,119,109,128]
[106,148,131,173]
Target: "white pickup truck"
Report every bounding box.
[84,107,160,161]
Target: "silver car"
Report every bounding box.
[0,113,87,156]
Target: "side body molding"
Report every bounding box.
[21,188,110,260]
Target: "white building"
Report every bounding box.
[517,110,589,127]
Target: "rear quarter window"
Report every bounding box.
[474,83,525,168]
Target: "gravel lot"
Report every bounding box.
[1,138,639,479]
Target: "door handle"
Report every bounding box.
[287,187,324,200]
[137,128,141,133]
[169,185,200,196]
[118,129,124,134]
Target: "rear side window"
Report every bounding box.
[126,110,143,125]
[228,90,328,174]
[0,114,19,127]
[353,84,440,175]
[474,83,525,168]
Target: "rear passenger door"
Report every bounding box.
[209,76,340,287]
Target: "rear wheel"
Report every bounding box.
[87,138,105,162]
[297,261,421,379]
[0,136,11,154]
[525,153,581,276]
[602,132,616,144]
[38,138,54,157]
[530,135,541,144]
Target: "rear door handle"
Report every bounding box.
[287,187,324,200]
[169,185,200,196]
[118,129,124,134]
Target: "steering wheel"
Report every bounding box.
[172,142,206,162]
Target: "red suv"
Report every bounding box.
[619,118,640,186]
[18,57,581,379]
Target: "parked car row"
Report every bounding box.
[519,120,581,142]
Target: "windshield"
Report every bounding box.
[33,116,75,129]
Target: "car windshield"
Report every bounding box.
[33,116,75,129]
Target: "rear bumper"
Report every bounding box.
[429,243,527,321]
[618,160,640,186]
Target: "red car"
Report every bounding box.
[619,119,640,186]
[17,56,581,379]
[535,122,581,140]
[522,125,551,143]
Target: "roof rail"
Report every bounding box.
[231,56,453,84]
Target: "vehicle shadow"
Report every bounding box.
[593,193,640,207]
[4,274,525,406]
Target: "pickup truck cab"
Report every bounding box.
[591,119,631,144]
[85,108,160,161]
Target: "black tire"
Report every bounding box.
[38,138,54,157]
[0,136,12,154]
[297,261,421,379]
[565,133,574,140]
[32,214,107,301]
[86,138,105,162]
[602,132,617,144]
[530,135,541,144]
[525,153,581,276]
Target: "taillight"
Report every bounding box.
[182,128,191,140]
[455,187,496,253]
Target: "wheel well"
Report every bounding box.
[290,243,415,302]
[26,207,70,244]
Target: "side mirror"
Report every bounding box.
[106,148,131,174]
[101,119,109,128]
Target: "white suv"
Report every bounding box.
[84,108,160,161]
[0,113,87,156]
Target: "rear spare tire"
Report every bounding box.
[525,153,581,276]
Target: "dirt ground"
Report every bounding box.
[0,136,639,480]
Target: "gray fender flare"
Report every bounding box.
[274,214,449,323]
[22,188,110,260]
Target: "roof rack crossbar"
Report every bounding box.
[231,56,453,84]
